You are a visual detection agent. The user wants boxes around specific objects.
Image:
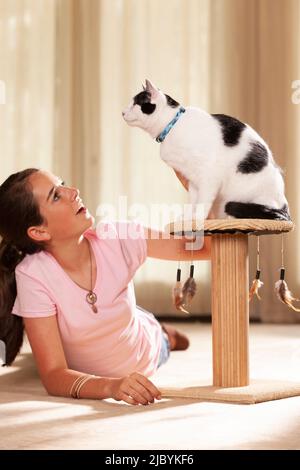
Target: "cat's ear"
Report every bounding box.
[145,79,159,97]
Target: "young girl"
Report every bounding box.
[0,168,211,405]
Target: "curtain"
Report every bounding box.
[209,0,300,322]
[1,0,299,320]
[254,0,300,322]
[96,0,212,315]
[0,0,56,175]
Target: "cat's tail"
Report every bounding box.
[225,201,291,221]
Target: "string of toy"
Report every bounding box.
[274,234,300,311]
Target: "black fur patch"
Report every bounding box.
[165,94,180,108]
[237,142,268,173]
[212,114,246,146]
[225,201,291,221]
[133,91,156,115]
[133,91,151,106]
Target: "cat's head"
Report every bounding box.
[122,79,180,129]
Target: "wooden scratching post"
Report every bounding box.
[161,219,300,404]
[211,232,249,387]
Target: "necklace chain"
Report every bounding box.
[85,241,98,313]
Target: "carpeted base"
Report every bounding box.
[160,380,300,404]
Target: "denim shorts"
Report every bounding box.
[157,330,171,368]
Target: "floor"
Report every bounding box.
[1,323,300,450]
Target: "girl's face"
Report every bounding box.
[28,170,94,244]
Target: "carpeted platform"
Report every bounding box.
[161,380,300,404]
[1,323,300,450]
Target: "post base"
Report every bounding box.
[160,380,300,404]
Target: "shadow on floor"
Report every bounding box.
[0,352,201,419]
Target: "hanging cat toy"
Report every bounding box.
[249,233,300,311]
[173,231,300,314]
[172,231,197,314]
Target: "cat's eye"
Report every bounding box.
[141,103,156,115]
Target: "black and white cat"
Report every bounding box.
[122,79,290,220]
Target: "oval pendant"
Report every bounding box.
[86,291,98,313]
[86,291,97,305]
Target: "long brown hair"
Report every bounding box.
[0,168,45,365]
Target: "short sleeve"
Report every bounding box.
[97,220,147,278]
[12,269,57,318]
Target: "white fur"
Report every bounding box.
[123,80,288,219]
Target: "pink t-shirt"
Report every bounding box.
[12,221,162,377]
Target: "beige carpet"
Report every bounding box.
[1,323,300,450]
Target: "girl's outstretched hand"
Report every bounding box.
[108,372,162,405]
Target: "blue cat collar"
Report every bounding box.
[156,106,186,143]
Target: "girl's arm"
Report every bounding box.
[24,316,161,405]
[144,228,211,261]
